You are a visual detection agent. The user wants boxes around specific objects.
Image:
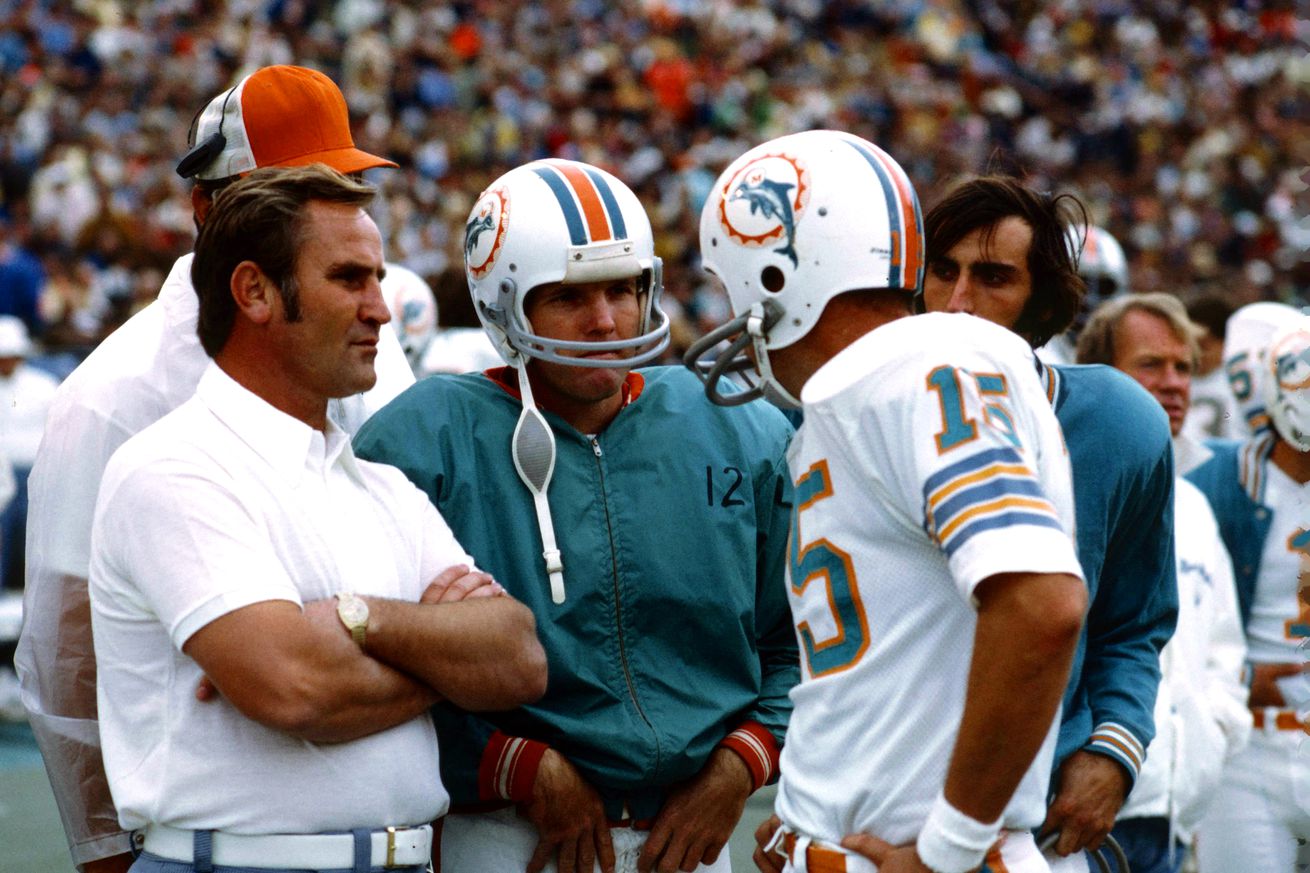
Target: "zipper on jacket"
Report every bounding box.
[590,436,660,764]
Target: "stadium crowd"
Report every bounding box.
[0,0,1306,371]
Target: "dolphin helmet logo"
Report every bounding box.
[465,213,494,254]
[1274,330,1310,392]
[717,152,809,269]
[465,186,510,279]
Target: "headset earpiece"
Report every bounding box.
[176,132,227,180]
[175,86,235,180]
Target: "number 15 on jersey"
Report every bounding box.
[790,460,870,678]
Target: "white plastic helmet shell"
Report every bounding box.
[699,129,924,353]
[1223,301,1301,436]
[1069,224,1129,295]
[462,158,668,368]
[381,262,437,371]
[686,129,922,408]
[1263,315,1310,451]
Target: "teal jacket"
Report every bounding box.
[354,366,797,820]
[1184,436,1275,626]
[1045,364,1178,788]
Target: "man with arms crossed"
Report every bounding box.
[355,158,797,873]
[89,165,546,873]
[1076,294,1250,872]
[16,65,419,873]
[691,130,1086,873]
[921,178,1178,870]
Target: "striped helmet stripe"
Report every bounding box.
[532,160,624,246]
[584,166,627,239]
[532,166,588,245]
[841,138,923,292]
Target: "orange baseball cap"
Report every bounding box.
[177,65,398,180]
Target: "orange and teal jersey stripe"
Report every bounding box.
[839,135,924,293]
[922,446,1063,558]
[531,159,628,246]
[1239,431,1277,504]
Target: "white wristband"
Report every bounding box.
[915,791,1002,873]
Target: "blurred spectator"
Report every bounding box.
[0,315,58,592]
[0,1,1304,367]
[0,217,45,335]
[1182,292,1244,440]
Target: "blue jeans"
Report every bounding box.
[1105,817,1185,873]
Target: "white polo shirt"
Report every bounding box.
[89,363,464,834]
[15,253,413,862]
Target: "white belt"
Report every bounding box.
[143,823,432,869]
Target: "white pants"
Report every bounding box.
[1194,727,1310,872]
[776,829,1048,873]
[439,807,732,873]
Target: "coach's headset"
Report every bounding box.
[175,85,236,180]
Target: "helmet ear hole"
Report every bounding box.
[761,266,785,293]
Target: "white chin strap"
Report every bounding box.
[748,303,802,410]
[511,368,566,603]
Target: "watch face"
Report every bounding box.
[340,597,369,626]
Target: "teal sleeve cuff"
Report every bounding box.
[1084,721,1145,786]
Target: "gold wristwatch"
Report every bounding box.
[335,592,369,648]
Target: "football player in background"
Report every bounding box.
[355,158,798,873]
[921,176,1178,873]
[381,261,438,374]
[1037,224,1129,366]
[1180,293,1243,442]
[1186,314,1310,873]
[1219,300,1303,437]
[689,130,1086,873]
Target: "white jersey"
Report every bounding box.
[1182,366,1244,441]
[1246,461,1310,664]
[775,313,1083,846]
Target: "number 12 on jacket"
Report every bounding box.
[790,459,869,678]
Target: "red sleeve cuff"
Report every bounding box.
[718,720,780,792]
[477,731,550,802]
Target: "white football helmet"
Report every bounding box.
[463,158,669,368]
[1263,315,1310,452]
[1070,225,1128,291]
[1223,301,1301,436]
[686,129,924,407]
[462,159,669,606]
[381,262,437,372]
[1067,224,1128,333]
